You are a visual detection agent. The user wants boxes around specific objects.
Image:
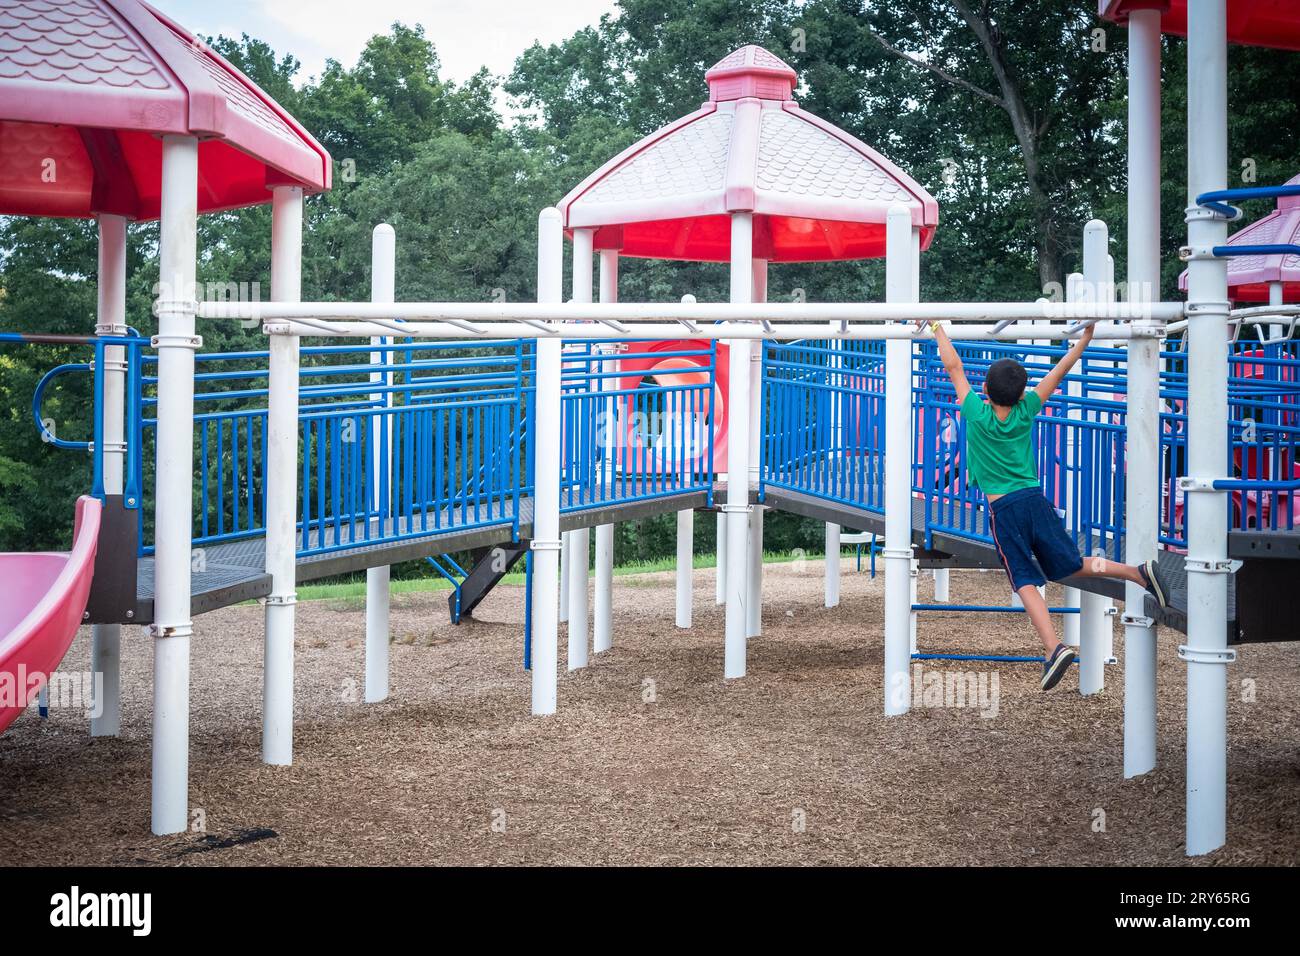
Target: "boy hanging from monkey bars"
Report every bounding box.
[919,319,1171,691]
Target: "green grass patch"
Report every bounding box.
[277,549,829,604]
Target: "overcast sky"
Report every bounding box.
[165,0,619,86]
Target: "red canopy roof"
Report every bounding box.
[1099,1,1300,51]
[0,0,331,220]
[558,45,938,263]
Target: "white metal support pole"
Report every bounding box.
[746,258,767,638]
[559,533,570,623]
[933,569,950,603]
[676,509,693,628]
[1124,5,1162,775]
[567,228,595,671]
[716,513,727,605]
[723,212,753,678]
[263,185,304,766]
[1062,273,1084,649]
[1079,589,1107,694]
[1268,281,1284,342]
[883,206,915,715]
[1078,222,1110,696]
[593,249,618,654]
[824,522,841,608]
[1184,0,1232,856]
[365,224,395,703]
[566,528,588,669]
[531,209,564,713]
[150,136,199,835]
[673,291,699,631]
[826,280,842,610]
[91,213,127,738]
[908,556,919,654]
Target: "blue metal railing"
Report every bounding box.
[761,335,1299,556]
[1196,183,1300,220]
[559,341,717,513]
[5,330,147,510]
[137,340,533,558]
[761,339,888,513]
[426,553,469,622]
[132,336,717,560]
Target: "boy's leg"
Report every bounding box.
[1072,555,1143,585]
[1071,554,1171,608]
[1017,584,1060,654]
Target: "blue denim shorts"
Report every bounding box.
[988,487,1083,590]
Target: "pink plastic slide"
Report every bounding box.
[0,497,101,734]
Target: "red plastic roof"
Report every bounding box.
[1099,1,1300,51]
[1178,174,1300,303]
[557,45,938,263]
[0,0,331,220]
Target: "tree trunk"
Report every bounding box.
[953,1,1063,291]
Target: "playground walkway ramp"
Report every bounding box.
[0,497,101,734]
[130,487,709,624]
[758,484,1238,641]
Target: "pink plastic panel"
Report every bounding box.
[0,496,100,734]
[1100,1,1300,51]
[618,341,730,474]
[0,0,331,219]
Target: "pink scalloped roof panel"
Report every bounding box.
[1099,1,1300,51]
[558,45,937,263]
[1178,174,1300,303]
[0,0,331,219]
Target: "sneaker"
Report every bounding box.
[1041,643,1076,691]
[1138,559,1171,609]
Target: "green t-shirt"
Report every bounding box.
[959,390,1042,495]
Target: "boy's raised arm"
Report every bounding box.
[1034,322,1095,403]
[916,320,971,405]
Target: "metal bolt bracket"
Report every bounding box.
[1177,476,1218,492]
[529,539,562,552]
[151,334,203,350]
[1184,300,1232,316]
[264,593,297,607]
[1185,203,1239,224]
[153,298,199,318]
[149,622,194,639]
[1122,613,1155,628]
[1184,558,1242,574]
[1178,644,1237,665]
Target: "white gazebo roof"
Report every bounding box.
[557,45,938,262]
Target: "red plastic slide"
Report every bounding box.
[0,497,101,734]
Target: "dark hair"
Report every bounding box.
[985,358,1028,407]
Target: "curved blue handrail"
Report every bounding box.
[32,363,93,450]
[1196,183,1300,220]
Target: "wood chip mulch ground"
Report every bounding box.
[2,560,1296,866]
